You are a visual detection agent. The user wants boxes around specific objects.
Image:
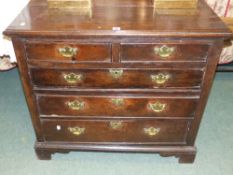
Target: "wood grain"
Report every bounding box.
[41,118,190,143]
[121,43,209,62]
[25,41,111,62]
[3,0,232,38]
[37,93,199,118]
[30,68,204,89]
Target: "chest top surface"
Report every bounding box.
[3,0,232,38]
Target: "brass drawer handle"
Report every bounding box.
[148,102,167,113]
[154,45,175,58]
[109,121,123,130]
[144,127,160,136]
[58,46,78,58]
[66,100,85,111]
[151,73,170,85]
[63,73,83,84]
[111,98,124,106]
[109,69,123,79]
[68,126,85,136]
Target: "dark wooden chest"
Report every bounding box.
[4,0,232,163]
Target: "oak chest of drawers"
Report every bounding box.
[4,0,232,163]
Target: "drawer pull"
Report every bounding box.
[144,127,160,136]
[109,121,123,130]
[63,73,83,84]
[148,102,166,113]
[58,46,78,58]
[68,127,85,136]
[109,69,123,79]
[111,98,124,106]
[66,100,85,111]
[151,73,170,85]
[154,45,175,58]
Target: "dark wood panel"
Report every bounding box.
[41,118,190,143]
[27,59,207,69]
[121,43,209,62]
[30,68,204,89]
[35,141,196,163]
[12,38,44,141]
[37,94,199,118]
[35,89,201,96]
[3,0,232,38]
[25,41,111,62]
[186,42,225,145]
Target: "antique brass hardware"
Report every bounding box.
[144,127,160,136]
[66,100,85,111]
[111,98,124,106]
[148,102,167,113]
[154,45,175,58]
[109,121,123,130]
[58,46,78,58]
[63,73,83,84]
[68,126,85,136]
[109,69,124,79]
[151,73,170,85]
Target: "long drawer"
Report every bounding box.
[41,119,190,144]
[37,94,199,118]
[121,43,209,62]
[30,68,204,89]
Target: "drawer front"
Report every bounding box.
[38,94,198,118]
[121,43,209,62]
[31,68,203,89]
[25,42,111,62]
[42,119,190,143]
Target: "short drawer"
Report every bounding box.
[38,94,199,118]
[121,43,209,62]
[25,41,111,62]
[42,119,190,144]
[31,68,204,89]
